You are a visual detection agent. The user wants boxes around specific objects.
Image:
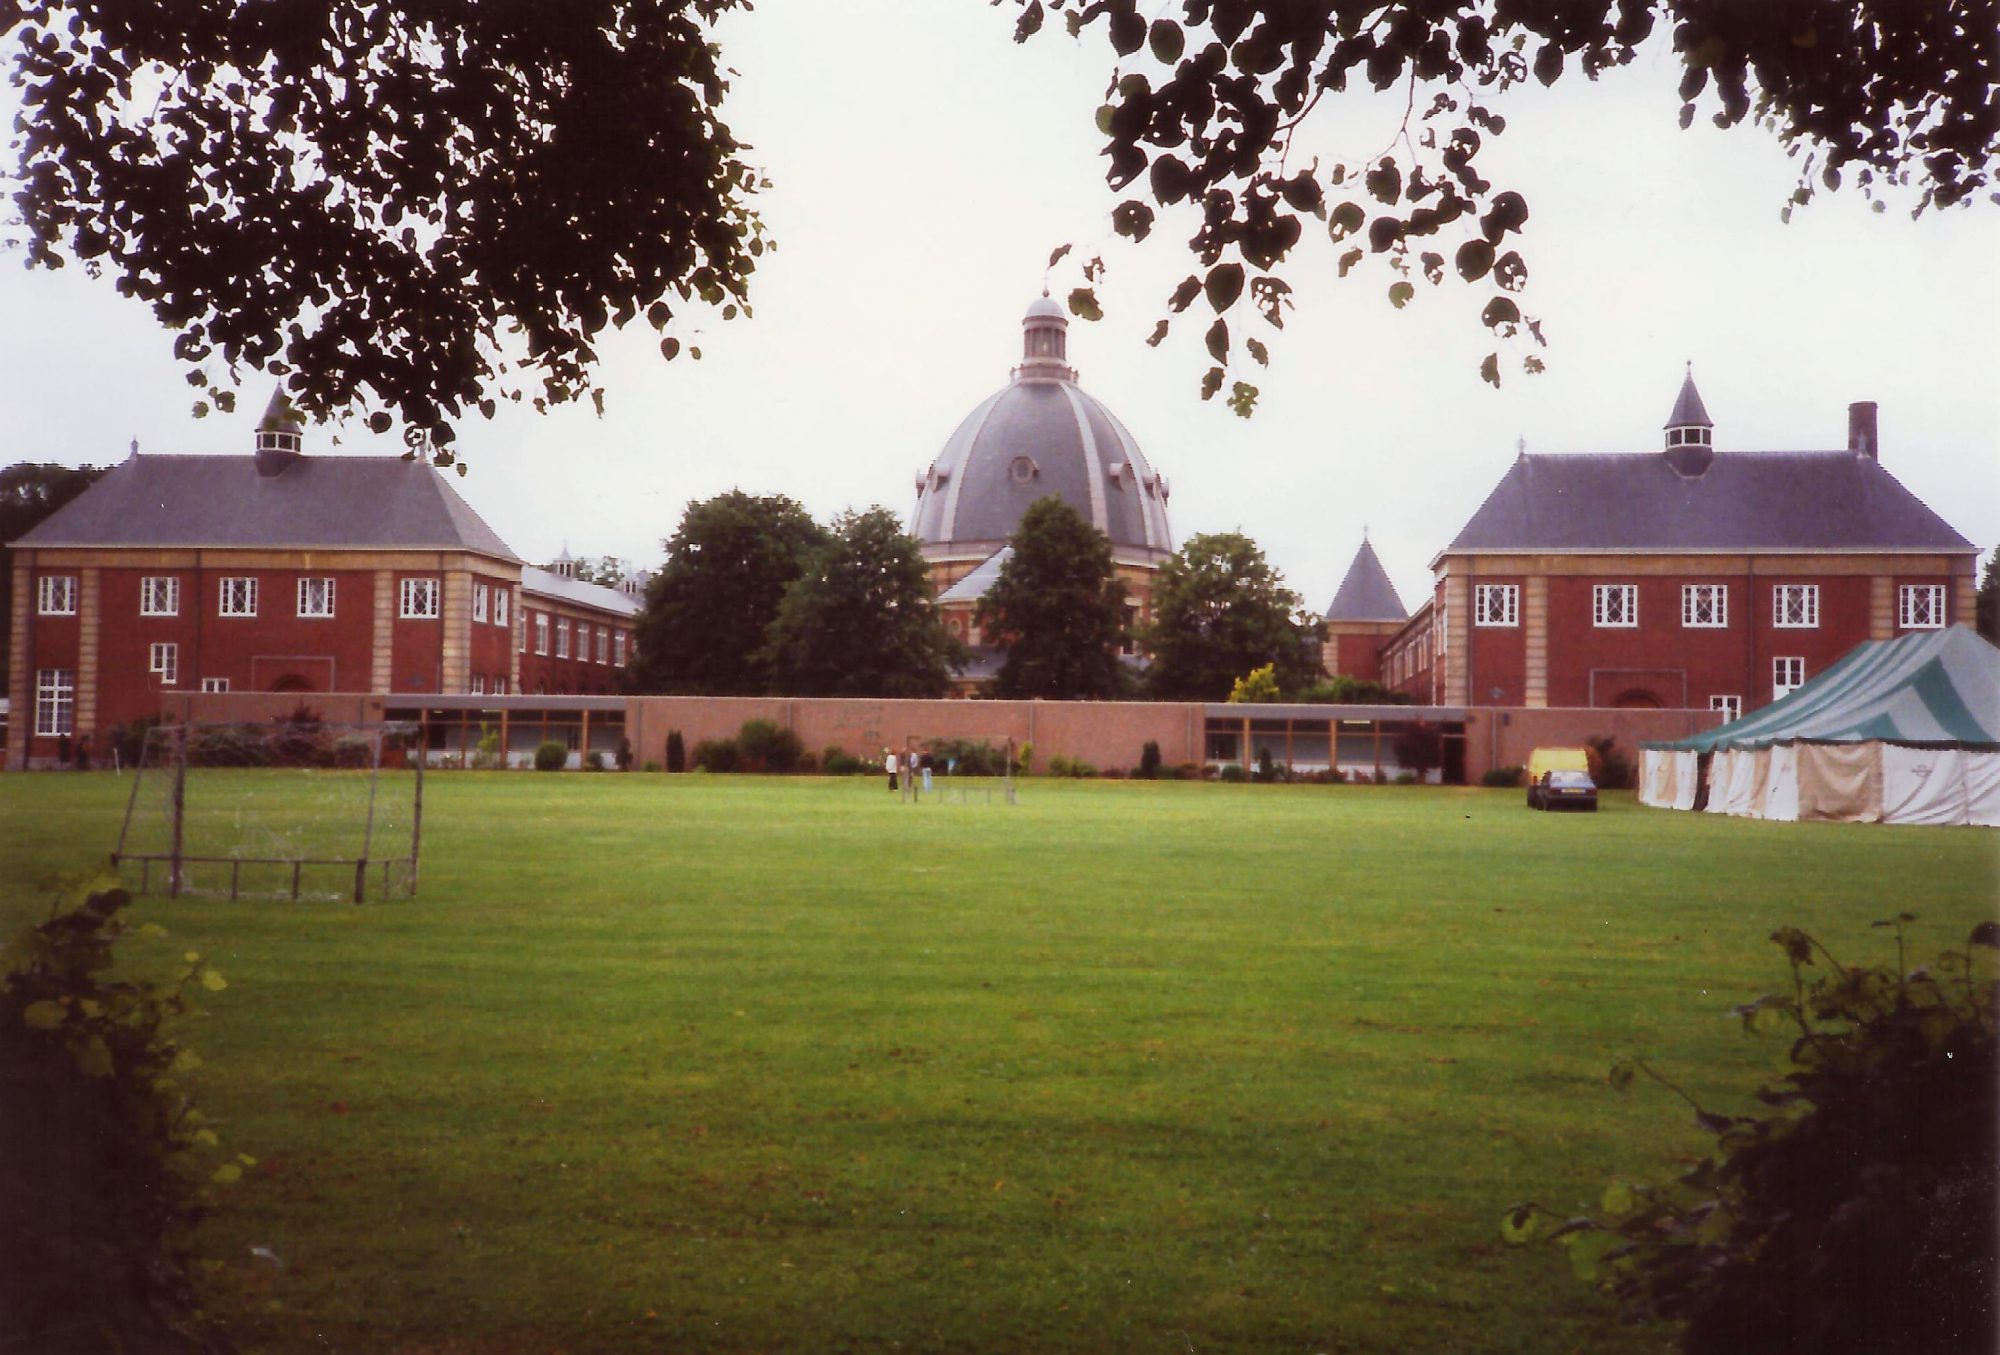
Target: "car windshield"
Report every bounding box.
[1549,770,1594,788]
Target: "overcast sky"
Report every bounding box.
[3,1,1995,612]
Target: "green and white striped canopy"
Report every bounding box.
[1649,627,2000,753]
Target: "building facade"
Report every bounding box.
[1373,376,1978,716]
[6,395,640,768]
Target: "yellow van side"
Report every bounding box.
[1527,747,1591,782]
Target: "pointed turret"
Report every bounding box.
[1663,365,1715,476]
[254,387,305,476]
[1324,538,1407,623]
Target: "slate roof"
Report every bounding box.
[1439,451,1974,558]
[11,453,521,559]
[519,566,643,617]
[937,547,1012,604]
[1324,539,1407,622]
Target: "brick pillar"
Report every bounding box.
[509,585,523,692]
[1523,576,1548,708]
[371,572,394,692]
[75,568,101,748]
[5,556,31,769]
[1441,575,1470,707]
[440,570,471,694]
[1869,576,1894,641]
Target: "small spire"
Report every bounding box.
[129,438,139,459]
[1515,435,1526,457]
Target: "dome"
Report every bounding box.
[912,298,1173,561]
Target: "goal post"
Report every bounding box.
[112,715,423,903]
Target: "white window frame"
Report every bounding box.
[614,632,627,668]
[1681,584,1727,629]
[1773,584,1819,629]
[494,676,509,696]
[1897,584,1945,630]
[37,575,77,616]
[200,677,231,694]
[493,589,509,629]
[534,613,550,656]
[1474,583,1518,627]
[596,626,609,664]
[35,668,75,736]
[219,577,258,617]
[1592,583,1638,628]
[473,582,490,624]
[470,674,486,695]
[1774,657,1805,699]
[296,577,335,619]
[556,619,571,659]
[140,576,180,617]
[400,577,440,619]
[1709,695,1741,722]
[149,641,178,684]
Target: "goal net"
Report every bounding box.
[901,736,1017,806]
[112,714,423,903]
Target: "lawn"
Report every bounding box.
[4,772,1995,1354]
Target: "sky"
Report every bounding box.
[2,1,1996,614]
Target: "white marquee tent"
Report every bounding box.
[1639,627,2000,827]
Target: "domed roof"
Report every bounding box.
[912,297,1173,560]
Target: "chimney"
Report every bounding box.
[1848,401,1879,460]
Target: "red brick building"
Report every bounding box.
[1375,375,1978,716]
[6,395,639,768]
[1319,538,1406,685]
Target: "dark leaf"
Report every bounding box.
[1204,263,1245,312]
[1204,316,1228,362]
[1067,287,1103,321]
[1149,19,1185,63]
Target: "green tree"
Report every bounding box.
[3,0,767,448]
[1225,662,1283,704]
[1977,545,1999,644]
[1,462,107,690]
[628,491,824,695]
[1144,532,1312,700]
[761,508,964,697]
[1014,0,1995,410]
[978,497,1128,700]
[568,555,635,588]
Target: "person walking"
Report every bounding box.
[884,748,898,793]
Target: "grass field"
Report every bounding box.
[4,772,1995,1354]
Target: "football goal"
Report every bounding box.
[111,715,423,904]
[900,736,1018,806]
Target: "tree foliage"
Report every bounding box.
[567,555,637,588]
[4,0,767,446]
[1015,0,1998,409]
[1225,661,1283,703]
[1,461,107,689]
[1144,531,1311,700]
[1977,545,1999,644]
[761,508,964,698]
[628,491,824,696]
[1505,918,1999,1355]
[979,496,1129,700]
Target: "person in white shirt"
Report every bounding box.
[884,749,898,793]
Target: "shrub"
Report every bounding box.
[796,751,818,774]
[615,737,633,772]
[692,738,739,773]
[1099,766,1126,780]
[1171,762,1202,781]
[107,715,166,770]
[1016,742,1033,773]
[1483,765,1527,788]
[1218,763,1247,783]
[187,724,270,768]
[533,740,568,771]
[1394,771,1418,785]
[1046,754,1096,778]
[468,727,502,770]
[268,702,333,766]
[1504,919,1999,1355]
[1588,734,1636,790]
[924,738,1009,778]
[1138,740,1162,780]
[736,719,804,773]
[821,747,865,776]
[1,884,239,1355]
[584,750,605,771]
[642,761,662,773]
[665,730,686,773]
[1253,747,1281,783]
[330,734,373,769]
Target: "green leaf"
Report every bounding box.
[1226,382,1259,418]
[1388,281,1415,309]
[22,999,65,1030]
[1602,1180,1634,1215]
[1066,287,1102,322]
[1499,1205,1541,1244]
[212,1163,243,1185]
[73,1034,113,1078]
[201,969,228,993]
[1246,337,1268,367]
[1199,366,1223,401]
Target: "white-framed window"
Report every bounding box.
[200,677,230,694]
[296,577,335,618]
[149,642,178,684]
[1774,657,1805,699]
[1709,695,1741,722]
[1773,584,1819,628]
[1898,584,1945,630]
[494,676,509,696]
[556,620,570,659]
[614,632,627,667]
[493,589,510,628]
[140,576,180,616]
[37,575,77,615]
[534,613,549,655]
[473,582,490,623]
[1681,584,1727,628]
[595,626,609,664]
[400,577,440,618]
[35,669,75,736]
[1474,583,1518,627]
[219,577,258,617]
[470,674,486,695]
[1593,583,1638,628]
